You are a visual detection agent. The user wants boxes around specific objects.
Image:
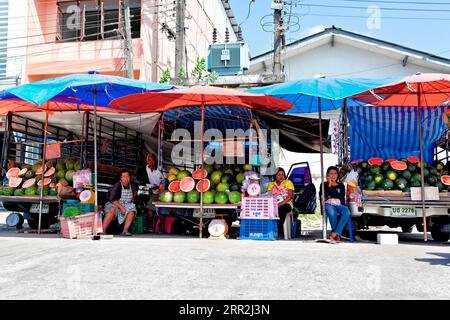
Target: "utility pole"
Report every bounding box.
[272,0,284,76]
[123,0,134,79]
[175,0,186,81]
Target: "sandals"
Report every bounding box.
[121,231,132,236]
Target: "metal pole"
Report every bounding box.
[318,97,327,240]
[175,0,186,79]
[38,110,49,234]
[123,0,134,79]
[93,85,99,236]
[199,101,205,238]
[417,86,427,241]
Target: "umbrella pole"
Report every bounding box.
[199,102,205,239]
[417,87,427,241]
[38,110,49,234]
[318,97,327,240]
[93,85,99,237]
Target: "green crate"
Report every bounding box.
[131,215,144,234]
[62,202,95,216]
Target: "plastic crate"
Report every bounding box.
[239,197,279,219]
[239,219,278,240]
[60,212,103,239]
[131,215,144,234]
[62,202,95,215]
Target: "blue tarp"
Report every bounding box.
[348,106,448,164]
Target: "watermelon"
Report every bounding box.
[436,181,445,192]
[410,173,422,183]
[37,178,52,187]
[65,159,75,171]
[395,178,408,190]
[407,156,420,164]
[74,161,81,171]
[167,174,178,182]
[37,186,50,196]
[177,170,191,181]
[19,168,28,177]
[65,170,75,182]
[8,177,22,188]
[429,168,439,176]
[373,174,384,185]
[58,178,69,187]
[402,187,411,193]
[55,170,66,180]
[427,176,438,186]
[14,188,25,196]
[168,167,180,176]
[381,162,391,172]
[6,167,20,179]
[204,165,215,176]
[236,173,245,184]
[180,177,195,192]
[422,168,429,178]
[368,158,383,166]
[22,178,36,189]
[365,181,376,190]
[385,171,398,181]
[186,190,200,203]
[25,170,35,179]
[44,167,56,177]
[49,189,57,196]
[192,169,207,180]
[360,162,369,169]
[432,161,445,171]
[55,162,65,171]
[202,191,215,204]
[410,180,421,187]
[391,161,407,171]
[35,165,48,175]
[441,175,450,186]
[369,166,381,175]
[2,187,14,196]
[168,180,181,192]
[243,164,251,171]
[173,191,186,203]
[401,170,412,180]
[196,179,211,192]
[228,191,241,204]
[64,206,80,217]
[386,158,397,164]
[214,191,228,204]
[160,191,173,202]
[229,183,241,192]
[216,182,229,192]
[45,160,54,168]
[25,186,37,196]
[210,171,223,184]
[382,180,394,190]
[221,173,233,184]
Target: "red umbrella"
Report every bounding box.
[354,73,450,242]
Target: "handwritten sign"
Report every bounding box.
[45,143,61,160]
[411,187,439,201]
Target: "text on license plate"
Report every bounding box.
[390,207,416,216]
[30,204,49,214]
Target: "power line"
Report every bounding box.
[303,12,450,20]
[300,2,450,11]
[338,0,450,5]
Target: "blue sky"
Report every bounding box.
[228,0,450,59]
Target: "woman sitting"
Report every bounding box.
[320,166,350,242]
[103,169,138,236]
[267,167,294,239]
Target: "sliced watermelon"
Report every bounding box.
[6,167,21,179]
[180,177,195,193]
[8,177,22,188]
[386,158,397,164]
[44,167,56,177]
[37,178,52,187]
[192,169,208,180]
[441,175,450,186]
[368,158,383,166]
[35,165,48,175]
[22,178,36,189]
[408,156,420,164]
[390,160,407,171]
[168,180,181,193]
[19,168,28,177]
[196,179,211,192]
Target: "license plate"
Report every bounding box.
[30,204,49,214]
[391,207,417,217]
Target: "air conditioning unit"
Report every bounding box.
[207,42,250,76]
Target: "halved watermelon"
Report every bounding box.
[22,178,36,189]
[390,160,407,171]
[44,167,55,177]
[368,158,383,166]
[441,175,450,186]
[6,167,20,179]
[386,158,397,164]
[192,169,208,180]
[19,168,28,177]
[196,179,211,192]
[35,165,48,175]
[168,180,181,193]
[408,156,420,164]
[180,177,195,192]
[8,177,22,188]
[37,178,52,187]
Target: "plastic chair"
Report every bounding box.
[324,207,354,242]
[283,211,293,240]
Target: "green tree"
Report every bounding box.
[176,66,185,86]
[159,68,171,84]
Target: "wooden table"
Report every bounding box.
[153,202,240,210]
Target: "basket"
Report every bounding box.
[60,212,103,239]
[239,219,278,240]
[62,202,95,215]
[239,197,278,219]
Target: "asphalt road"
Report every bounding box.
[0,230,449,300]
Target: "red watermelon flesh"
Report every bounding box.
[196,179,211,192]
[368,158,383,166]
[180,177,195,192]
[8,177,22,188]
[408,156,419,164]
[44,167,55,177]
[386,158,397,164]
[168,181,181,192]
[35,165,48,175]
[390,160,407,171]
[6,167,20,179]
[37,178,52,187]
[192,169,208,180]
[441,175,450,186]
[22,178,36,189]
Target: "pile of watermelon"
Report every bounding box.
[159,164,250,204]
[0,157,81,197]
[355,156,450,192]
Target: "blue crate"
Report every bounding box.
[239,219,278,241]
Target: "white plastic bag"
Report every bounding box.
[345,170,359,188]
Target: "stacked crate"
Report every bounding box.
[239,197,279,240]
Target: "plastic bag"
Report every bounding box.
[345,170,359,188]
[73,169,92,188]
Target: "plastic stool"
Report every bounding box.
[164,216,177,234]
[283,211,293,240]
[324,209,354,242]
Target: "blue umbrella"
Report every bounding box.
[248,76,402,240]
[0,72,174,235]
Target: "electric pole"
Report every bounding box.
[123,0,134,79]
[272,0,284,76]
[175,0,186,81]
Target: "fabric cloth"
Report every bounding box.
[145,166,164,195]
[109,181,138,202]
[267,179,295,208]
[319,182,346,206]
[325,204,350,236]
[105,182,137,225]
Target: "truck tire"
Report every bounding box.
[430,227,450,242]
[416,223,424,233]
[401,225,413,233]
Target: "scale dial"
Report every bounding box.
[247,182,261,196]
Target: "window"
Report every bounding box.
[56,0,141,42]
